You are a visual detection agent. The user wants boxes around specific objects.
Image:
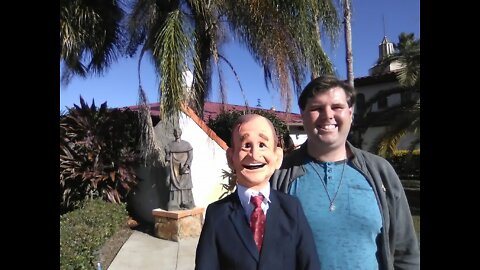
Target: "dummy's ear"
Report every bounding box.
[226,147,234,169]
[274,147,284,169]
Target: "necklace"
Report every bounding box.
[308,158,347,212]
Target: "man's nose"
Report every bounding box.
[321,107,335,119]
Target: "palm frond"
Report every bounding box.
[60,0,125,83]
[152,9,192,119]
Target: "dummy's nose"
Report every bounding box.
[250,146,263,160]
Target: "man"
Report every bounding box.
[271,75,420,269]
[195,114,320,270]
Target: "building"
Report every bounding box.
[353,35,420,152]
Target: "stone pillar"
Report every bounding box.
[152,207,204,242]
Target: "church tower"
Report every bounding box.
[379,36,395,59]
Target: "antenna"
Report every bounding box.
[382,15,386,37]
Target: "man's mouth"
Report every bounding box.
[318,124,338,130]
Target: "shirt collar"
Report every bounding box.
[237,183,271,206]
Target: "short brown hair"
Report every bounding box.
[298,75,356,111]
[230,114,278,147]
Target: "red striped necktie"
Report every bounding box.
[250,195,266,251]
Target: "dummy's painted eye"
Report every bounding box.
[242,142,252,148]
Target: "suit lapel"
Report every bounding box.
[259,190,288,265]
[228,191,260,262]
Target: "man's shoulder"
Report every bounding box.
[271,189,300,204]
[281,147,307,168]
[350,145,391,166]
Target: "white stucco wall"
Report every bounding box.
[361,126,387,152]
[355,80,419,152]
[290,134,307,148]
[178,113,231,208]
[362,126,419,153]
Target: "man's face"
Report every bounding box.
[301,87,353,150]
[227,116,283,190]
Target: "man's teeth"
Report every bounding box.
[321,124,337,130]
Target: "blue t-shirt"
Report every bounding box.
[289,158,382,269]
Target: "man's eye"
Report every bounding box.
[259,142,267,148]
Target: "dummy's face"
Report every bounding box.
[227,116,283,191]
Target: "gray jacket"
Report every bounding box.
[270,141,420,270]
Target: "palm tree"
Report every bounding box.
[355,32,420,156]
[342,0,354,87]
[125,0,342,119]
[60,0,126,85]
[60,0,344,165]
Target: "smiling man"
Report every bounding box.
[271,75,420,269]
[195,114,320,270]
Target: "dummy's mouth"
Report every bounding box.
[243,163,266,170]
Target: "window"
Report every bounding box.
[355,94,365,114]
[378,96,388,109]
[401,91,412,105]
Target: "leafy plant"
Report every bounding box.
[60,199,129,269]
[385,150,420,180]
[60,97,140,214]
[207,109,290,148]
[219,169,237,199]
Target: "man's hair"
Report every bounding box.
[230,114,278,147]
[298,75,356,111]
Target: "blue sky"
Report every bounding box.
[60,0,420,114]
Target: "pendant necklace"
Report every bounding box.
[308,157,347,212]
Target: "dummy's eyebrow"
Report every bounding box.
[239,133,270,142]
[258,133,270,141]
[240,133,250,142]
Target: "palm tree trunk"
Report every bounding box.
[312,9,321,79]
[343,0,354,87]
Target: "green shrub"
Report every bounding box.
[60,199,129,270]
[60,97,141,214]
[207,109,290,149]
[386,150,420,180]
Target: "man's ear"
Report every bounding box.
[274,147,284,169]
[226,147,234,169]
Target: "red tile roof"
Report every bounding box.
[203,101,303,125]
[353,72,397,87]
[127,101,303,125]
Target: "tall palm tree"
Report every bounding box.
[355,32,420,156]
[125,0,341,119]
[60,0,344,164]
[60,0,126,85]
[342,0,354,87]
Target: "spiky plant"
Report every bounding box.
[60,97,140,214]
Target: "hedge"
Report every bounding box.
[60,199,128,269]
